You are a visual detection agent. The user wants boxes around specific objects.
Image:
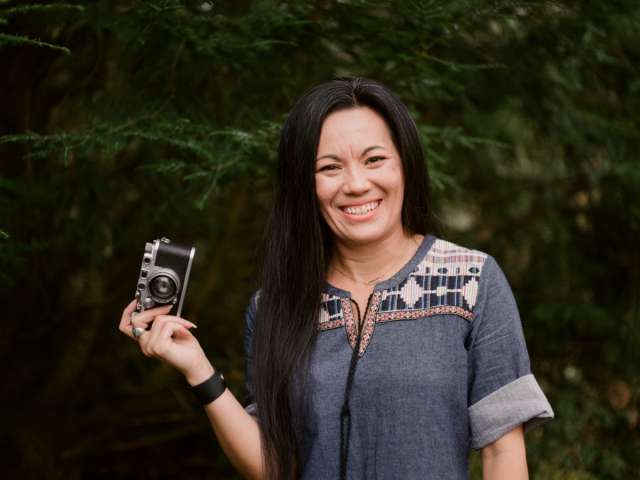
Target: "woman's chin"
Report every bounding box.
[335,226,396,247]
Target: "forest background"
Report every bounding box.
[1,0,638,478]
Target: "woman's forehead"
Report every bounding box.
[317,107,395,156]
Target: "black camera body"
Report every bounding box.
[134,237,196,317]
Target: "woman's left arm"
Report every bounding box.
[481,424,528,480]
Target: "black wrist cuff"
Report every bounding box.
[190,371,226,406]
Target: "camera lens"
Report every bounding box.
[150,275,177,300]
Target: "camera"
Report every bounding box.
[134,237,196,317]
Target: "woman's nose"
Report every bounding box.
[342,165,371,194]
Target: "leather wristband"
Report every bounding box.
[190,371,227,406]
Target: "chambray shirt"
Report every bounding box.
[243,234,554,479]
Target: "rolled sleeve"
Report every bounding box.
[467,255,554,449]
[469,373,554,449]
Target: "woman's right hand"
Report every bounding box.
[120,300,264,480]
[118,299,214,385]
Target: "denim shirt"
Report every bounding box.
[243,234,554,479]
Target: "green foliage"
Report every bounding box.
[1,0,638,478]
[0,2,83,53]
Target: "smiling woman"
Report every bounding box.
[314,107,406,247]
[119,77,554,480]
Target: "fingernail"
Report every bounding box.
[189,322,198,329]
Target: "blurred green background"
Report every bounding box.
[1,0,638,478]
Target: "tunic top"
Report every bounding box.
[243,234,554,479]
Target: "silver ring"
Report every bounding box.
[132,326,148,339]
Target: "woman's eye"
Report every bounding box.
[317,164,339,172]
[366,156,386,165]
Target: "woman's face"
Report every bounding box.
[315,106,405,247]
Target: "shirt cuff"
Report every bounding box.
[468,373,554,449]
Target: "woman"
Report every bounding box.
[119,77,554,480]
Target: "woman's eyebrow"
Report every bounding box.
[316,145,386,161]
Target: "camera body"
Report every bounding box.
[134,237,196,317]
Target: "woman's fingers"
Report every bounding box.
[118,299,141,339]
[117,302,173,340]
[123,298,137,316]
[117,301,206,377]
[153,315,195,351]
[132,305,174,328]
[130,316,208,380]
[119,299,137,328]
[139,318,194,359]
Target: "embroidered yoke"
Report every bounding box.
[243,234,554,480]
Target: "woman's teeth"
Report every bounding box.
[342,201,380,215]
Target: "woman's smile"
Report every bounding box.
[340,200,381,218]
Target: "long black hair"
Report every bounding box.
[252,77,434,479]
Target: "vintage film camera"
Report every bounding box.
[134,237,196,317]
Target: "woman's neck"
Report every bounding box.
[328,230,424,287]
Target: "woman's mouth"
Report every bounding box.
[340,200,381,216]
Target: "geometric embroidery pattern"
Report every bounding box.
[342,291,382,357]
[341,298,355,345]
[318,292,344,331]
[377,305,473,323]
[379,239,487,318]
[317,239,488,356]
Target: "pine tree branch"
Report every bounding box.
[3,3,84,16]
[0,32,70,54]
